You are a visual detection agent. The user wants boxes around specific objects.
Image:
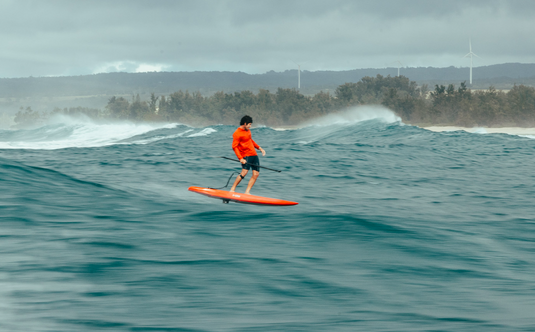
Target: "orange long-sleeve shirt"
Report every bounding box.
[232,127,260,159]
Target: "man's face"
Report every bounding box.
[244,123,252,130]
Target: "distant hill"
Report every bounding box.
[1,63,534,114]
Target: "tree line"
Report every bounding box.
[12,74,535,128]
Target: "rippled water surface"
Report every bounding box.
[1,107,535,331]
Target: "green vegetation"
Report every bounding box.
[14,107,41,126]
[101,76,423,126]
[11,75,535,128]
[422,83,535,126]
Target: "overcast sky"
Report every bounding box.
[1,0,534,78]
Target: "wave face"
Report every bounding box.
[1,114,535,331]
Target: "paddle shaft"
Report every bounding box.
[220,156,281,173]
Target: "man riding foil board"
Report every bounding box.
[187,114,298,205]
[229,115,266,194]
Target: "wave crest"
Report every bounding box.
[302,105,401,127]
[0,115,179,150]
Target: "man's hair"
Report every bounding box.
[240,115,253,125]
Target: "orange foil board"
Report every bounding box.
[188,186,298,206]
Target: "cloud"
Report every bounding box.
[92,61,169,74]
[134,63,168,73]
[0,0,534,78]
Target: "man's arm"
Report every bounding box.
[232,134,247,163]
[252,140,266,156]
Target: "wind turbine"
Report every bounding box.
[394,61,403,77]
[297,63,300,90]
[464,38,480,85]
[292,61,302,90]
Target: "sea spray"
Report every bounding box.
[303,105,401,127]
[294,105,402,144]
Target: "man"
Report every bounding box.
[229,115,266,194]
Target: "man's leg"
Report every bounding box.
[244,170,259,195]
[230,169,248,192]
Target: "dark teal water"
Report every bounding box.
[1,108,535,331]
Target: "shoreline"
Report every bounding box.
[422,126,535,135]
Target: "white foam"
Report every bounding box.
[0,116,182,150]
[130,129,194,145]
[471,127,488,134]
[424,126,535,138]
[187,128,217,137]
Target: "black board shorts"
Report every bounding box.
[242,155,260,172]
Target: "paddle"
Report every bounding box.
[219,156,282,173]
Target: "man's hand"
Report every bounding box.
[260,147,266,156]
[240,158,246,164]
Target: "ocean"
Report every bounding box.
[1,106,534,331]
